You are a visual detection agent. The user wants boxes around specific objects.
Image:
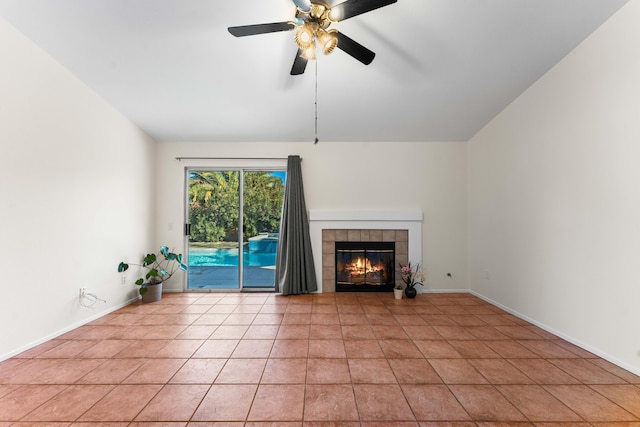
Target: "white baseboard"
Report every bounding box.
[417,288,640,377]
[420,288,471,294]
[0,296,139,362]
[469,290,640,377]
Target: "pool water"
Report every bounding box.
[189,248,276,267]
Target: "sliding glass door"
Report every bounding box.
[187,170,240,290]
[242,170,286,288]
[186,168,286,291]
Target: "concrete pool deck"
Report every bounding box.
[188,265,276,289]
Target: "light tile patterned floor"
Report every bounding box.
[1,292,639,426]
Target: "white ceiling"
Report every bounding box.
[0,0,629,142]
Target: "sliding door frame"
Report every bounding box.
[183,162,286,292]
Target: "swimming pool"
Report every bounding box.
[188,248,276,267]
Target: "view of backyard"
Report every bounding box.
[187,170,286,289]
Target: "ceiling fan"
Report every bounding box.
[228,0,398,75]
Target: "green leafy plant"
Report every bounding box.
[117,246,187,295]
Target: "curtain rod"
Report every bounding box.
[175,156,300,162]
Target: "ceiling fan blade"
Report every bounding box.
[336,32,375,65]
[329,0,397,22]
[228,22,294,37]
[291,49,308,75]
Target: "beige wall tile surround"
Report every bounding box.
[322,229,409,293]
[369,230,383,242]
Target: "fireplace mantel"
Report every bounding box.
[309,210,423,293]
[309,210,423,222]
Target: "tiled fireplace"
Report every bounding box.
[309,210,423,293]
[324,229,407,292]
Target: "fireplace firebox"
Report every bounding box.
[335,241,395,292]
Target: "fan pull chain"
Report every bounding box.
[314,59,319,144]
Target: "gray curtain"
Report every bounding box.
[275,155,318,295]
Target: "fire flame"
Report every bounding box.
[345,257,383,276]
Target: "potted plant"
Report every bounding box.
[117,246,187,302]
[393,284,404,300]
[399,262,424,299]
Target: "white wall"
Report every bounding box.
[0,17,158,360]
[156,141,468,292]
[468,0,640,373]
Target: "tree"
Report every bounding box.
[243,172,285,238]
[189,171,239,242]
[188,171,285,243]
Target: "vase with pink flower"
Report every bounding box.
[399,262,424,298]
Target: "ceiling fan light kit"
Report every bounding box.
[294,24,316,49]
[295,25,338,59]
[227,0,398,75]
[317,29,339,54]
[294,3,336,58]
[300,43,316,60]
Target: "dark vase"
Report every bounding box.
[404,286,417,299]
[141,282,163,303]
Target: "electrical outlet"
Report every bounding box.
[484,271,491,280]
[79,287,86,298]
[121,275,127,284]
